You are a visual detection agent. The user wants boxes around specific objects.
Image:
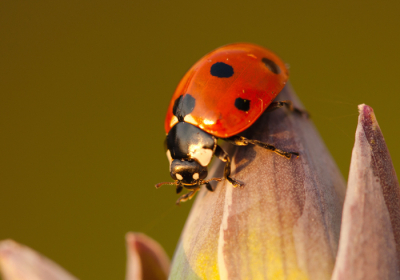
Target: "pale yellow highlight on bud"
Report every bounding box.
[263,232,309,280]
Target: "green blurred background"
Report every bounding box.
[1,1,399,279]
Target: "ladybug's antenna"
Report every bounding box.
[200,177,223,184]
[155,181,178,189]
[155,177,223,189]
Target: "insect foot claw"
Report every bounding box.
[227,177,244,188]
[289,152,299,159]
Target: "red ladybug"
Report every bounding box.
[156,43,305,204]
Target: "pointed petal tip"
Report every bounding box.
[0,239,78,280]
[358,103,376,123]
[332,103,400,280]
[358,103,371,112]
[0,239,16,249]
[125,232,137,248]
[0,240,19,260]
[125,232,170,280]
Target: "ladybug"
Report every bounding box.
[156,43,306,204]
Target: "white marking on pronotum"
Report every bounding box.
[184,114,197,125]
[166,150,173,164]
[188,144,213,167]
[170,116,178,128]
[176,174,183,181]
[192,173,199,180]
[166,150,173,172]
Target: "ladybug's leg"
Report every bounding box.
[267,100,309,117]
[205,182,214,192]
[176,187,200,205]
[197,177,221,192]
[215,145,244,188]
[176,185,183,194]
[227,136,299,159]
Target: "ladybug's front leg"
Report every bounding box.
[176,185,183,194]
[266,100,309,117]
[176,187,200,205]
[205,182,215,192]
[215,145,244,188]
[227,136,299,159]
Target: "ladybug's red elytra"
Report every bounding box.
[156,43,307,204]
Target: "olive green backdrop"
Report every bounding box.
[1,1,399,279]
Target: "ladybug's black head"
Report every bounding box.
[165,122,217,186]
[170,159,208,185]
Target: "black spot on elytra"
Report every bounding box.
[210,62,234,78]
[235,98,250,112]
[262,57,281,74]
[173,94,196,121]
